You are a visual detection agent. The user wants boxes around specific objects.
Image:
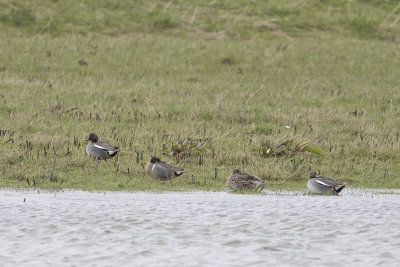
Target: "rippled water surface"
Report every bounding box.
[1,189,400,266]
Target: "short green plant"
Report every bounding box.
[260,139,323,158]
[170,138,208,159]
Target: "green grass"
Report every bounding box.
[1,0,400,191]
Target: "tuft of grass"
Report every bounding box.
[0,7,35,26]
[340,15,379,39]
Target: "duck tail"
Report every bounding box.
[335,185,345,194]
[175,170,187,177]
[108,150,119,157]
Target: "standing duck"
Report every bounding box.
[307,171,345,195]
[85,133,119,165]
[145,156,185,180]
[227,169,265,191]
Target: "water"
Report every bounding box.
[1,189,400,267]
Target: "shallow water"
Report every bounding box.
[1,189,400,266]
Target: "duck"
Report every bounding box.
[85,133,119,166]
[227,169,265,191]
[307,171,345,195]
[145,156,185,180]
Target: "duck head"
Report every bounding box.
[232,169,241,174]
[309,171,317,179]
[150,156,161,163]
[86,133,98,142]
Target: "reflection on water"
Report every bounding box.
[1,189,399,266]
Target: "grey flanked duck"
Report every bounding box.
[227,169,266,191]
[85,133,119,166]
[145,156,185,180]
[307,171,345,195]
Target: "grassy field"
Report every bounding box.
[1,0,400,191]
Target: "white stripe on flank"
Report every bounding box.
[315,180,330,187]
[93,144,107,150]
[152,165,156,171]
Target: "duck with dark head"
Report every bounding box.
[145,156,185,180]
[85,133,120,166]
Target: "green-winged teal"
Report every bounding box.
[145,157,185,180]
[227,169,266,191]
[85,133,119,166]
[307,171,345,195]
